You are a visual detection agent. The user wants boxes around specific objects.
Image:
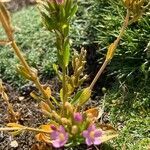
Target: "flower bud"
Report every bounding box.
[61,118,71,125]
[50,125,57,130]
[65,102,74,113]
[71,125,78,134]
[52,111,61,121]
[73,112,83,123]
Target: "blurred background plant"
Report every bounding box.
[83,0,150,89]
[0,7,57,87]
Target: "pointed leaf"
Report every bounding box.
[69,4,78,19]
[7,123,24,128]
[98,124,117,132]
[71,90,83,104]
[44,86,51,99]
[30,91,41,101]
[65,0,72,18]
[85,108,99,118]
[40,101,51,113]
[10,129,23,136]
[106,42,116,61]
[16,65,32,80]
[78,87,91,106]
[60,88,63,102]
[51,96,59,106]
[101,133,118,143]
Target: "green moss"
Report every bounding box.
[0,6,56,87]
[104,86,150,150]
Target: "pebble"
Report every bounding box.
[10,140,19,148]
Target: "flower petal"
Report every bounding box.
[59,137,68,147]
[86,138,93,146]
[94,130,102,137]
[52,140,61,148]
[93,138,101,145]
[88,124,96,132]
[51,131,59,139]
[82,130,89,138]
[59,126,65,133]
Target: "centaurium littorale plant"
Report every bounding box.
[0,0,148,148]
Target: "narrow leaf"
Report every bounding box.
[106,42,116,61]
[101,133,118,143]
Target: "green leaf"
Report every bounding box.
[69,4,78,19]
[47,1,56,11]
[57,51,63,68]
[78,87,91,106]
[51,96,59,106]
[41,12,56,31]
[60,88,63,102]
[59,6,66,22]
[53,64,59,74]
[71,90,83,104]
[65,0,72,17]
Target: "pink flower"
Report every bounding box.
[73,112,83,123]
[82,124,102,146]
[50,126,68,148]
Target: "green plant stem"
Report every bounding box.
[56,32,68,114]
[62,66,67,114]
[90,9,130,90]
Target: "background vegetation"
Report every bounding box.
[0,0,149,149]
[0,7,56,87]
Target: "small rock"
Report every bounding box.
[19,96,25,101]
[10,140,18,148]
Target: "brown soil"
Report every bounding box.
[5,0,36,12]
[0,82,47,150]
[0,77,113,150]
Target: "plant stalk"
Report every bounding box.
[90,60,109,90]
[0,7,54,108]
[0,127,51,134]
[11,41,54,108]
[90,9,130,90]
[62,66,67,111]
